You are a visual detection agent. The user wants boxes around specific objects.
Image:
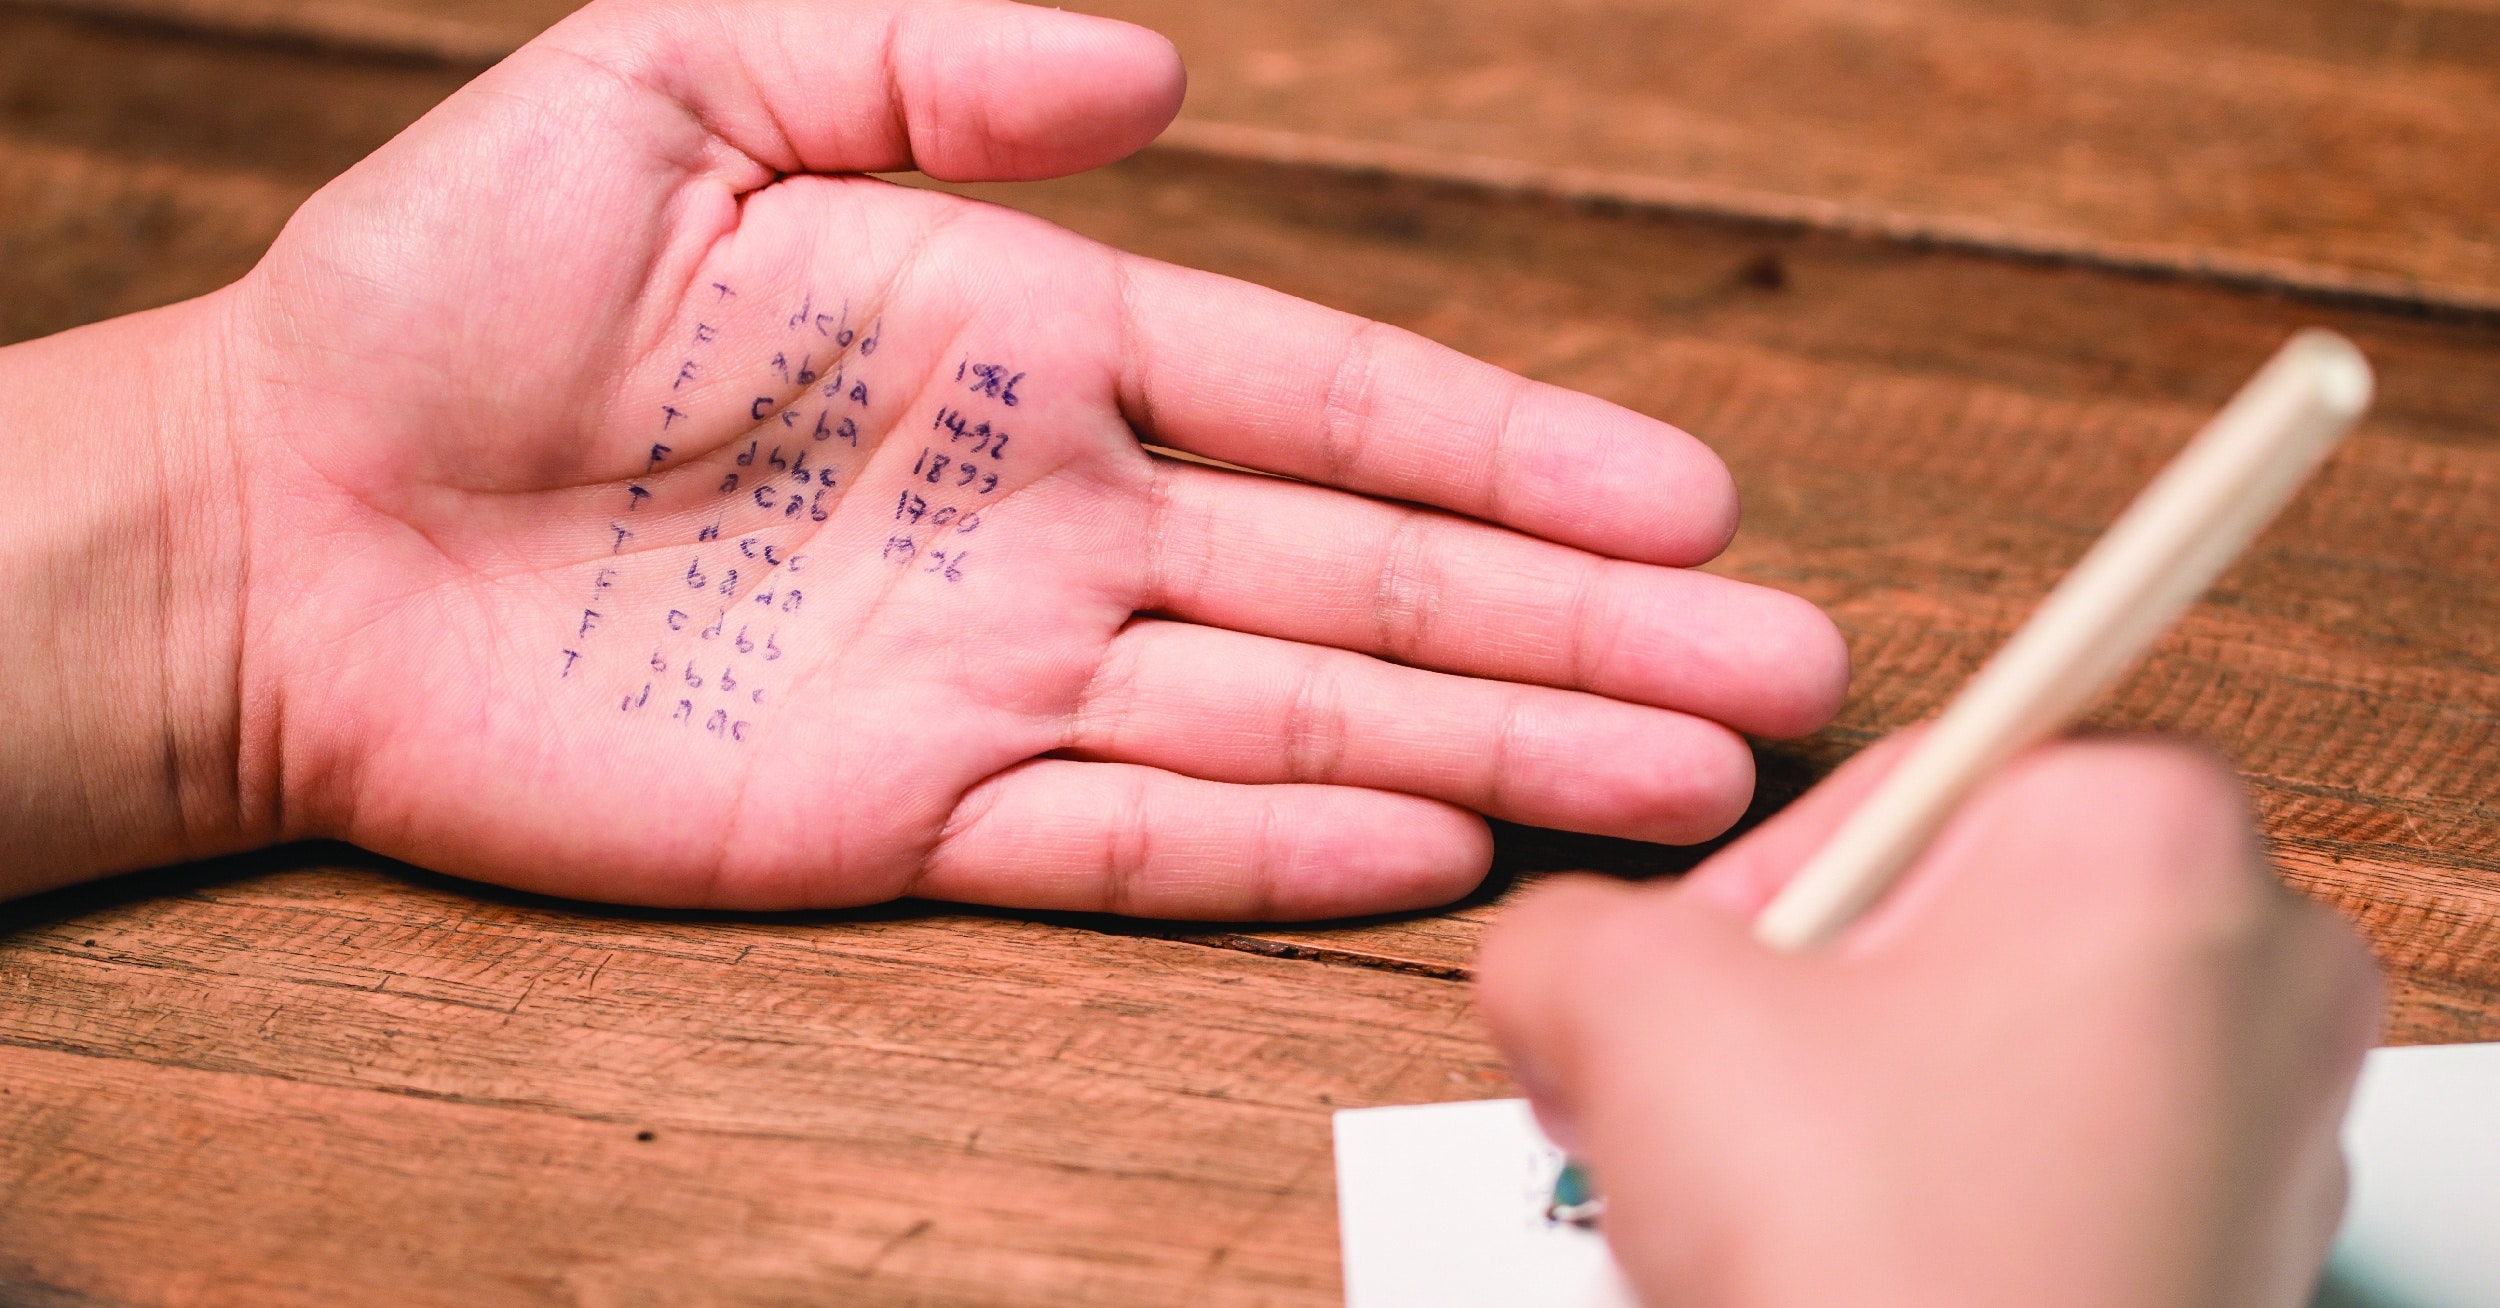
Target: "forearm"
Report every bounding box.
[0,291,258,898]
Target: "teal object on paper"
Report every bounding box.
[1547,1158,1604,1228]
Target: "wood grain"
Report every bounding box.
[2,1,2497,1303]
[0,0,543,63]
[1109,0,2500,312]
[9,0,2499,310]
[0,855,1510,1305]
[918,153,2498,1042]
[0,6,467,343]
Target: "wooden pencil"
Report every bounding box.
[1752,330,2375,952]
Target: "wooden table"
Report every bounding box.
[3,0,2494,1301]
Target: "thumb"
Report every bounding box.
[1475,875,1770,1155]
[537,0,1186,181]
[1474,733,1932,1145]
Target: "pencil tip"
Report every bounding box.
[2291,329,2374,419]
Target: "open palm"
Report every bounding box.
[219,0,1846,917]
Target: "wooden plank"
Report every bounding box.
[0,7,2493,1302]
[1,5,2492,1303]
[1099,0,2500,311]
[3,6,2495,1039]
[9,0,2499,308]
[905,154,2500,1042]
[0,858,1508,1305]
[0,134,296,344]
[0,6,468,182]
[0,0,554,64]
[0,6,469,344]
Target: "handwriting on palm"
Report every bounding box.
[229,0,1847,918]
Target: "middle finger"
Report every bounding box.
[1140,460,1849,738]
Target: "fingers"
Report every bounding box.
[1145,461,1850,739]
[1904,742,2384,1298]
[1471,731,1936,1136]
[1068,620,1755,844]
[542,0,1184,180]
[2229,892,2383,1305]
[1881,741,2283,958]
[1673,730,1927,919]
[1689,733,2382,1030]
[1678,736,2270,945]
[1688,735,2386,1071]
[1483,735,2388,1308]
[1474,874,1766,1152]
[1115,257,1741,567]
[1473,877,1640,1152]
[915,759,1490,919]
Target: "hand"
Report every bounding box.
[2,0,1845,913]
[1477,739,2383,1308]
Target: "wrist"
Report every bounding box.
[0,288,262,897]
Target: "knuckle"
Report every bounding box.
[1475,692,1530,814]
[1099,770,1157,914]
[1281,653,1352,782]
[1243,794,1291,920]
[1369,513,1442,660]
[1561,558,1619,690]
[1317,321,1385,481]
[1070,627,1149,752]
[1478,376,1529,524]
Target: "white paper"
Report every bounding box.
[1333,1098,1635,1308]
[2316,1041,2500,1308]
[1337,1043,2500,1308]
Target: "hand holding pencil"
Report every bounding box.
[1477,332,2386,1308]
[1755,330,2374,951]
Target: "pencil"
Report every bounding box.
[1751,329,2375,952]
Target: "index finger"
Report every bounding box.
[1114,256,1741,566]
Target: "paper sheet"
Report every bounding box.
[1332,1098,1634,1308]
[2317,1041,2500,1308]
[1336,1043,2500,1308]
